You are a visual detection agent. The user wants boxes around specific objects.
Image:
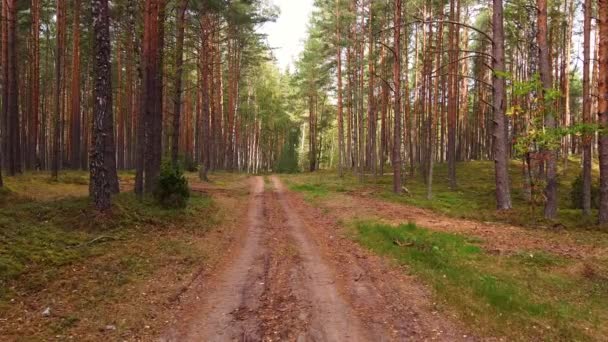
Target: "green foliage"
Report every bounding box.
[570,173,599,209]
[290,183,329,198]
[276,127,301,173]
[154,163,190,209]
[183,154,198,172]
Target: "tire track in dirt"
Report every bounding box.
[162,176,471,341]
[162,176,267,341]
[270,176,370,341]
[272,176,472,341]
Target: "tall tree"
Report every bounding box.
[582,0,592,215]
[492,0,511,210]
[537,0,558,219]
[336,0,344,177]
[598,0,608,224]
[171,0,189,165]
[90,0,113,211]
[52,0,67,180]
[70,0,82,169]
[28,0,41,170]
[392,0,402,194]
[447,0,459,189]
[2,0,20,175]
[136,0,164,195]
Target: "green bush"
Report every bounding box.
[570,174,598,209]
[154,163,190,208]
[183,155,198,172]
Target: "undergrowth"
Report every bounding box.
[286,160,606,234]
[0,176,211,302]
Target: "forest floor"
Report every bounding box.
[0,171,249,340]
[2,162,607,341]
[281,161,608,341]
[161,175,470,341]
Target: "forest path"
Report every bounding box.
[161,176,469,341]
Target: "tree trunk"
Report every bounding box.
[29,0,41,170]
[137,0,163,195]
[582,0,592,215]
[538,0,558,219]
[367,0,376,176]
[2,0,19,175]
[70,0,81,169]
[171,0,188,165]
[336,0,344,177]
[90,0,113,211]
[392,0,402,194]
[52,0,66,180]
[447,0,459,189]
[492,0,512,210]
[199,14,211,181]
[598,0,608,224]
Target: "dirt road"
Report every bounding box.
[161,176,469,341]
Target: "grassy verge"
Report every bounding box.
[284,160,604,231]
[0,172,229,340]
[354,221,608,340]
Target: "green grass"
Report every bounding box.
[289,183,329,199]
[0,171,234,339]
[285,160,606,233]
[355,221,607,340]
[0,173,213,301]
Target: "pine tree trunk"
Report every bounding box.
[598,0,608,224]
[137,0,163,195]
[582,0,592,215]
[538,0,558,219]
[70,0,81,169]
[336,0,344,177]
[52,0,66,180]
[171,0,188,165]
[492,0,512,210]
[2,0,19,175]
[29,0,41,170]
[392,0,402,194]
[447,0,459,189]
[90,0,113,211]
[199,14,211,181]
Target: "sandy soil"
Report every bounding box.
[160,176,471,341]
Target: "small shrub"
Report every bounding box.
[569,174,598,209]
[154,163,190,208]
[183,155,198,172]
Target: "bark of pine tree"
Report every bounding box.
[172,0,188,166]
[392,0,402,194]
[598,0,608,224]
[90,0,113,211]
[447,0,459,189]
[52,0,66,180]
[70,0,81,169]
[336,0,345,178]
[137,0,162,195]
[2,0,19,175]
[29,0,41,170]
[538,0,558,219]
[367,0,377,176]
[582,0,592,215]
[199,14,211,181]
[492,0,512,210]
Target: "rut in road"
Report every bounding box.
[162,176,469,341]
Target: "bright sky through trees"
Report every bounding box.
[260,0,315,71]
